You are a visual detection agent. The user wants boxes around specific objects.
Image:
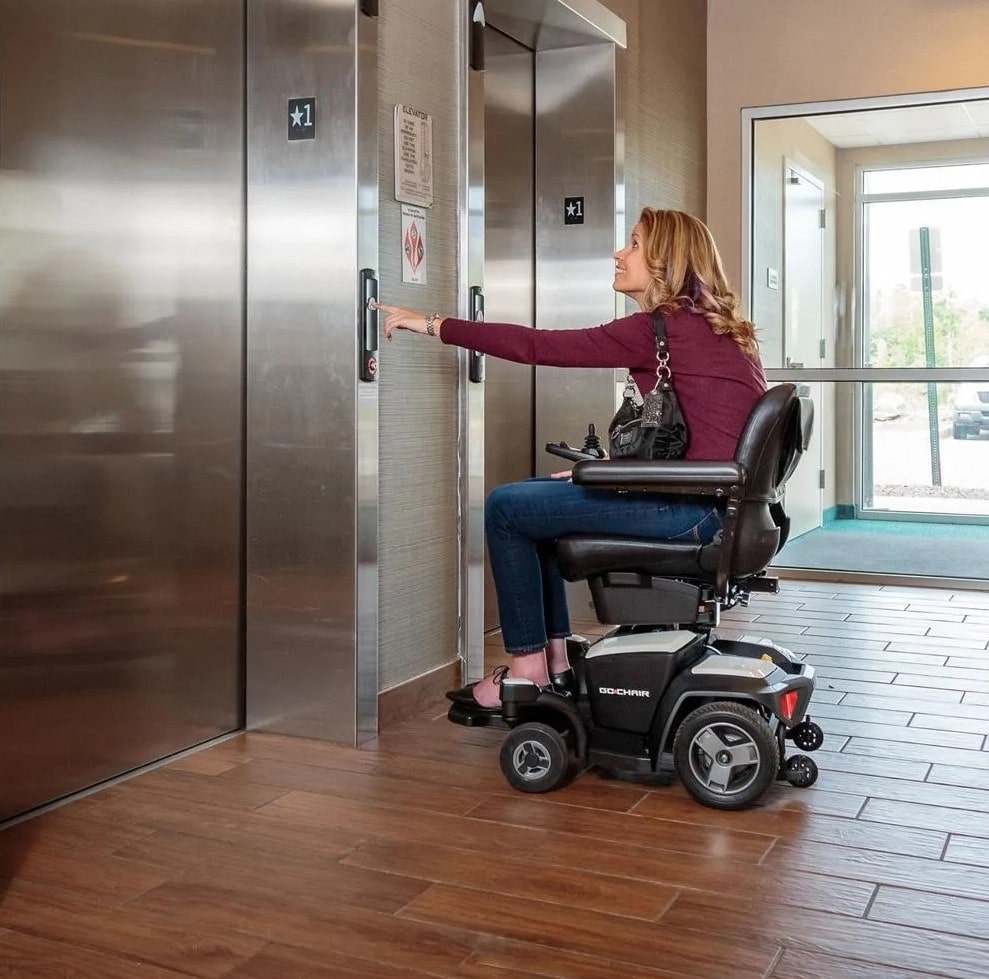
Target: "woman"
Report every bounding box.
[376,209,766,711]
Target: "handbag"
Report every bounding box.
[607,311,689,460]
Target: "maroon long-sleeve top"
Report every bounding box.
[441,309,767,461]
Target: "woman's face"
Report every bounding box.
[613,223,651,307]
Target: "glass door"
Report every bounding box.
[861,164,989,520]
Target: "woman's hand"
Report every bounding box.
[550,470,572,480]
[373,302,444,341]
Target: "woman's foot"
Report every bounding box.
[547,636,571,674]
[447,651,551,709]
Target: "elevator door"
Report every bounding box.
[483,29,536,632]
[0,0,244,821]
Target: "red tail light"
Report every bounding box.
[779,690,798,723]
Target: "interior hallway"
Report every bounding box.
[2,579,989,978]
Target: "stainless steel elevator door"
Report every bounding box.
[0,0,244,821]
[483,29,536,632]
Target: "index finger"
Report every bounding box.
[371,301,399,313]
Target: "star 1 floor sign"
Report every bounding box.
[288,97,316,140]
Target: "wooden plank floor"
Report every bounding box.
[3,580,989,978]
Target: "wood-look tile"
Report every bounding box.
[841,737,989,771]
[911,712,989,735]
[963,691,989,706]
[0,879,266,978]
[770,946,956,979]
[216,757,484,816]
[0,838,168,904]
[462,793,774,863]
[0,929,190,979]
[947,653,989,669]
[662,889,989,979]
[111,828,426,914]
[528,834,874,915]
[811,747,930,780]
[130,881,477,976]
[341,838,678,921]
[717,625,889,653]
[808,702,913,725]
[887,636,989,654]
[812,678,962,703]
[824,658,987,683]
[805,767,989,812]
[840,693,989,720]
[813,665,899,684]
[165,752,245,776]
[455,939,691,979]
[926,622,989,642]
[399,883,779,978]
[944,835,989,868]
[632,791,944,858]
[764,838,989,901]
[859,797,989,839]
[869,884,989,940]
[228,941,442,979]
[895,672,989,694]
[928,764,989,791]
[805,621,930,640]
[846,609,967,627]
[256,789,550,855]
[819,716,982,750]
[210,732,380,774]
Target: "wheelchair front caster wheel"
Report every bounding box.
[785,754,818,788]
[500,722,572,793]
[789,720,824,752]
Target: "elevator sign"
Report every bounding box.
[288,97,316,141]
[394,104,434,208]
[564,196,585,225]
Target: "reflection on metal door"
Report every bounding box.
[783,163,825,538]
[482,29,535,631]
[0,0,243,821]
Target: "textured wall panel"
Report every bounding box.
[603,0,707,229]
[377,0,461,692]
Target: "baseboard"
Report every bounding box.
[378,659,461,730]
[823,504,855,524]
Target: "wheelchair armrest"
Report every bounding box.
[571,459,744,496]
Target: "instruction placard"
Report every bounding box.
[394,104,434,208]
[401,205,427,284]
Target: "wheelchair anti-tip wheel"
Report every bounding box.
[673,701,779,810]
[499,721,571,793]
[784,753,819,788]
[789,720,824,752]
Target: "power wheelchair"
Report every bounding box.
[449,383,824,810]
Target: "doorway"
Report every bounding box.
[782,162,825,538]
[460,0,626,676]
[482,28,536,631]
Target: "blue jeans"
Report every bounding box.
[485,477,724,653]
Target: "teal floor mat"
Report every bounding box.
[774,518,989,579]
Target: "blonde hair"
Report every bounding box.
[637,209,759,357]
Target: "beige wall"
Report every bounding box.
[708,0,989,291]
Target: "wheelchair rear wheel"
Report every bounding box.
[673,701,779,810]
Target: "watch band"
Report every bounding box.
[425,312,440,337]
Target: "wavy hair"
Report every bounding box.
[637,208,759,356]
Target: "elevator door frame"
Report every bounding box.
[459,0,626,681]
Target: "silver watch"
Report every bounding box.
[425,312,440,337]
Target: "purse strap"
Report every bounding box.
[647,311,673,394]
[622,311,674,398]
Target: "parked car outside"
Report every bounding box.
[952,355,989,439]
